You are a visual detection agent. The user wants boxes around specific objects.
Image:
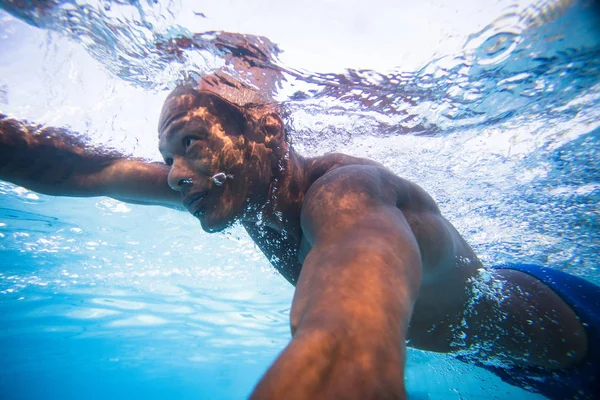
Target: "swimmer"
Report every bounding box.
[1,74,598,399]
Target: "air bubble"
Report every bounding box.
[211,172,234,186]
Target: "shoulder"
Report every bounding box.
[299,155,470,274]
[299,160,438,240]
[302,155,439,214]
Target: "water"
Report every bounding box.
[0,0,599,398]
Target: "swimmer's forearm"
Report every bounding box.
[251,318,408,400]
[95,159,182,208]
[0,114,181,208]
[251,238,417,399]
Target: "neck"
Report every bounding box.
[243,145,309,237]
[266,148,309,233]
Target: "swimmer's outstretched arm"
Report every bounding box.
[0,114,181,209]
[250,166,421,400]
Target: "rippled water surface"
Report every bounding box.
[0,0,599,399]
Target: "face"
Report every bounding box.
[158,88,276,232]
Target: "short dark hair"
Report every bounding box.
[159,85,285,144]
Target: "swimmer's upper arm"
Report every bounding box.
[0,114,182,209]
[295,164,422,335]
[249,165,422,399]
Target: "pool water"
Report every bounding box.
[0,0,599,399]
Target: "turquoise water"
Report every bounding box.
[1,0,599,399]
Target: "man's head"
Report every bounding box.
[158,83,287,232]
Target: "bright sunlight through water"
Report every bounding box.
[0,0,599,399]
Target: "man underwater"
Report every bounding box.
[1,71,599,400]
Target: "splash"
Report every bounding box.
[282,0,600,147]
[2,0,599,138]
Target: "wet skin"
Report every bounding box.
[155,88,588,398]
[0,89,590,399]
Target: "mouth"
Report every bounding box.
[183,192,208,216]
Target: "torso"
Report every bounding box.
[244,152,588,369]
[244,153,482,337]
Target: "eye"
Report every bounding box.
[184,137,198,150]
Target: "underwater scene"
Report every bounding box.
[0,0,599,399]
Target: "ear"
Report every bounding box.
[206,95,249,136]
[258,113,285,149]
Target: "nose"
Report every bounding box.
[167,158,195,191]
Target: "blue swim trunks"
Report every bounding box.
[468,264,600,399]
